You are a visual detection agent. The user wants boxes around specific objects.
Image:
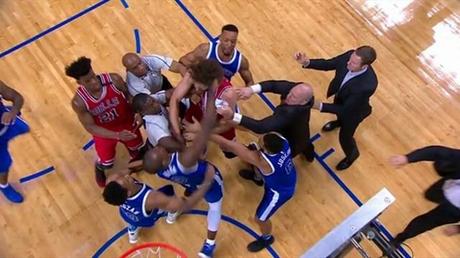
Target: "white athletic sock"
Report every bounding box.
[207,199,222,232]
[206,239,216,245]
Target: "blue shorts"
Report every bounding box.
[0,117,29,172]
[256,187,294,222]
[184,167,224,204]
[204,171,224,203]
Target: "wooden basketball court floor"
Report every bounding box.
[1,0,459,257]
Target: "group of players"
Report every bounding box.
[0,23,379,256]
[64,24,297,257]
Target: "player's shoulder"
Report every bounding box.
[196,42,210,53]
[71,93,86,110]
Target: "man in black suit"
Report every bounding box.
[388,146,460,250]
[294,46,378,170]
[218,80,315,185]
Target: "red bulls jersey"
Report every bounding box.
[197,78,236,140]
[76,73,135,131]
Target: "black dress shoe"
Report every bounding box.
[303,151,315,162]
[336,156,359,171]
[239,169,264,186]
[322,120,340,132]
[336,149,360,170]
[247,235,275,252]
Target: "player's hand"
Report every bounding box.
[171,128,186,144]
[118,130,137,141]
[1,110,18,125]
[389,155,409,168]
[294,51,310,66]
[217,106,234,120]
[183,132,197,142]
[183,117,201,134]
[132,113,144,129]
[235,88,254,100]
[190,93,201,104]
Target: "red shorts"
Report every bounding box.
[184,103,236,141]
[93,125,143,167]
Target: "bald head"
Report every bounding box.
[143,147,168,173]
[285,83,313,105]
[122,53,147,76]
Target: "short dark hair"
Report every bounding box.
[262,133,284,154]
[355,46,376,66]
[132,93,150,113]
[221,24,238,33]
[190,59,224,87]
[103,181,128,206]
[65,56,92,80]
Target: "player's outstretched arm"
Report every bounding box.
[238,56,254,86]
[179,87,217,167]
[169,72,194,141]
[211,134,270,172]
[178,43,209,67]
[146,168,214,213]
[0,80,24,125]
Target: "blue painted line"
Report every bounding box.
[174,0,214,40]
[134,29,141,53]
[120,0,129,8]
[93,209,280,258]
[82,139,95,151]
[19,166,55,184]
[310,133,321,143]
[0,0,110,59]
[319,148,335,160]
[256,93,276,110]
[93,227,128,258]
[213,35,220,42]
[371,220,411,257]
[316,152,363,203]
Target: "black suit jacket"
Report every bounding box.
[307,50,378,120]
[407,146,460,178]
[239,80,313,156]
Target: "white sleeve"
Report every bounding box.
[143,55,173,71]
[144,115,171,146]
[126,72,150,96]
[151,90,167,104]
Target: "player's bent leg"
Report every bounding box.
[127,224,139,244]
[156,184,180,224]
[247,217,275,252]
[198,198,222,258]
[123,128,145,164]
[93,136,118,187]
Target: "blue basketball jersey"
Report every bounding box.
[157,152,209,188]
[206,41,242,80]
[157,152,224,203]
[119,182,163,227]
[258,136,297,193]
